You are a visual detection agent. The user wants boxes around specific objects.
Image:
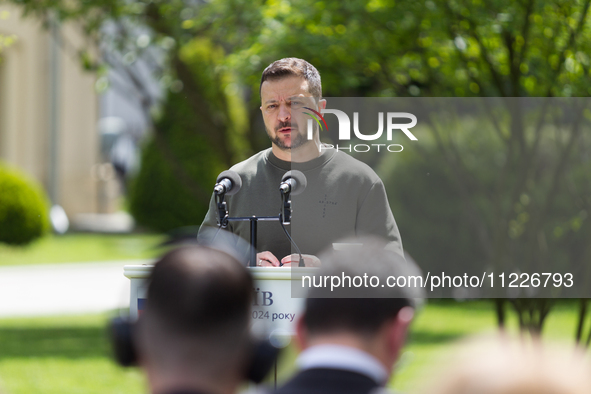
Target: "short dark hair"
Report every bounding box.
[136,245,253,377]
[303,238,420,336]
[304,298,411,336]
[260,57,322,98]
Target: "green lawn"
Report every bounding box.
[0,233,166,266]
[267,300,582,392]
[0,301,581,394]
[392,300,582,392]
[392,300,498,392]
[0,314,145,394]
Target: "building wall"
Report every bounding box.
[0,5,104,216]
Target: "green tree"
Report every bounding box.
[387,99,591,337]
[407,0,591,338]
[11,0,264,231]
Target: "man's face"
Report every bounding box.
[260,76,319,151]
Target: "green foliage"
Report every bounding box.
[387,147,487,273]
[128,91,224,232]
[0,163,50,245]
[0,33,17,56]
[178,36,251,162]
[127,33,250,233]
[387,101,591,296]
[419,0,591,97]
[227,0,591,98]
[0,11,18,62]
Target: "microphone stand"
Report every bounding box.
[216,192,302,267]
[225,215,281,267]
[215,193,229,229]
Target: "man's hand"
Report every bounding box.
[280,254,321,267]
[256,251,280,267]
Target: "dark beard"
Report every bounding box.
[269,131,308,150]
[266,121,308,150]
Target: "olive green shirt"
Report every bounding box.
[199,148,404,261]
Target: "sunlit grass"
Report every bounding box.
[0,302,581,394]
[393,300,582,392]
[0,314,145,394]
[0,233,166,266]
[263,300,582,392]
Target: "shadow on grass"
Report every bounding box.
[0,326,111,359]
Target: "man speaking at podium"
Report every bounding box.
[199,58,403,267]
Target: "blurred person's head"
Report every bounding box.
[135,245,253,394]
[259,58,326,159]
[422,336,591,394]
[295,237,421,378]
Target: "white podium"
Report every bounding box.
[123,265,316,335]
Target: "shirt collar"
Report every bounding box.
[265,146,336,172]
[296,344,388,385]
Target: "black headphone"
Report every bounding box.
[108,316,280,384]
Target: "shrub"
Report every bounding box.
[128,92,224,232]
[0,163,50,245]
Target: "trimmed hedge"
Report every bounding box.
[0,163,50,245]
[128,91,225,232]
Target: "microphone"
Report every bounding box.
[279,170,307,196]
[214,170,242,196]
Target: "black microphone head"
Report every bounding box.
[216,170,242,196]
[282,170,307,196]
